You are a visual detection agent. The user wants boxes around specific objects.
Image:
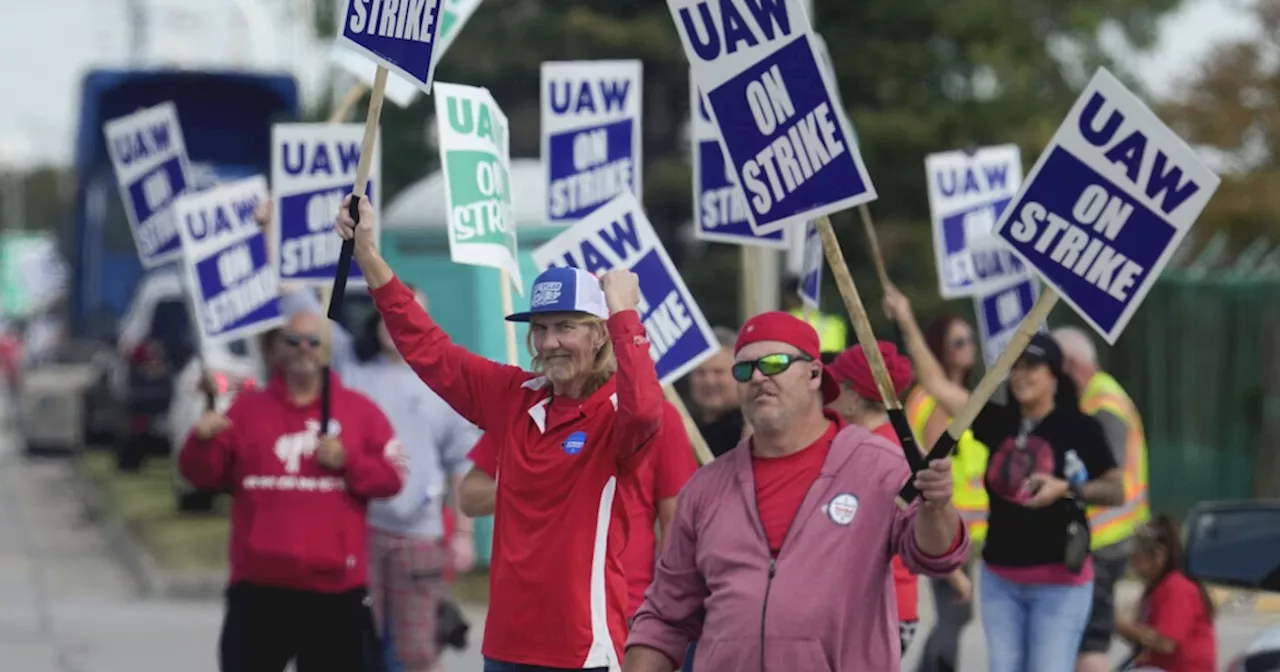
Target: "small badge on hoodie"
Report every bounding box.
[826,493,859,526]
[563,431,587,455]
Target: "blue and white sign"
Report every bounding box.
[337,0,446,93]
[669,0,877,236]
[541,60,643,226]
[532,192,718,384]
[103,102,193,269]
[974,275,1042,369]
[173,176,283,345]
[691,82,787,249]
[992,68,1221,344]
[926,145,1027,299]
[798,221,821,307]
[271,123,381,287]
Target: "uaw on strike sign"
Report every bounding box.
[271,124,381,287]
[173,176,284,345]
[541,60,643,226]
[993,68,1221,344]
[691,82,786,248]
[339,0,446,92]
[435,82,522,293]
[669,0,876,235]
[925,145,1028,298]
[533,192,718,384]
[103,102,193,268]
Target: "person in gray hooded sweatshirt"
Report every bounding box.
[280,283,479,672]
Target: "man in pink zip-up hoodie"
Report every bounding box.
[624,312,969,672]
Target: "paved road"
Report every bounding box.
[0,397,1273,670]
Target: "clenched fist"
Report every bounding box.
[335,194,379,263]
[192,411,231,441]
[599,269,641,316]
[316,435,347,470]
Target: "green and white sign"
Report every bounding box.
[434,82,522,294]
[437,0,484,57]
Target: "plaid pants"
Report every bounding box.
[367,529,449,669]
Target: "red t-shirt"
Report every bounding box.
[871,422,920,623]
[1136,571,1216,672]
[752,419,840,555]
[618,404,698,615]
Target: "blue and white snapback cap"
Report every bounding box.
[505,267,609,323]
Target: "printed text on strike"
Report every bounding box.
[737,66,845,217]
[1008,184,1143,301]
[347,0,437,43]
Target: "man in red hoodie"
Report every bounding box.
[337,195,666,672]
[179,309,406,672]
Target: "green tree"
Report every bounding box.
[1160,0,1280,257]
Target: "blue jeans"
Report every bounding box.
[482,659,609,672]
[683,642,696,671]
[381,625,404,672]
[979,563,1094,672]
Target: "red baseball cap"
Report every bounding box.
[828,341,914,401]
[735,311,841,404]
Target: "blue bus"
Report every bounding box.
[68,69,301,341]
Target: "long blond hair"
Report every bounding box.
[527,315,617,397]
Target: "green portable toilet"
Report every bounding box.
[380,158,561,568]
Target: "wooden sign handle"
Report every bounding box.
[664,386,715,466]
[815,215,928,477]
[321,67,388,433]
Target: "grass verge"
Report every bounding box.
[80,451,230,574]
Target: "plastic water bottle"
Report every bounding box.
[1065,450,1088,486]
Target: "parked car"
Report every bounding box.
[1182,499,1280,672]
[114,270,197,472]
[167,336,265,512]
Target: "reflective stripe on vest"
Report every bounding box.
[1080,373,1150,549]
[788,309,848,352]
[905,386,989,543]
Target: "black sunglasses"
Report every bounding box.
[731,353,813,382]
[283,333,322,348]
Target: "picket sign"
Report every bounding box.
[901,68,1222,504]
[925,145,1027,298]
[173,175,283,349]
[102,102,194,269]
[541,60,644,227]
[434,81,523,365]
[668,0,876,236]
[974,275,1043,369]
[532,192,718,464]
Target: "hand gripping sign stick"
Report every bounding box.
[813,216,930,483]
[319,69,387,432]
[897,288,1061,503]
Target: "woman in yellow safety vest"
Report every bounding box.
[903,312,989,672]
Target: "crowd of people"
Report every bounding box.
[176,196,1218,672]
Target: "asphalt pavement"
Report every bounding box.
[0,390,1273,671]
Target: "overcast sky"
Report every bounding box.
[0,0,1261,169]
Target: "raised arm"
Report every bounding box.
[882,285,971,419]
[600,270,665,469]
[337,195,527,429]
[178,399,246,491]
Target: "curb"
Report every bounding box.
[1208,585,1280,615]
[68,456,225,601]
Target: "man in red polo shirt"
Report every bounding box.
[463,406,697,621]
[338,195,665,672]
